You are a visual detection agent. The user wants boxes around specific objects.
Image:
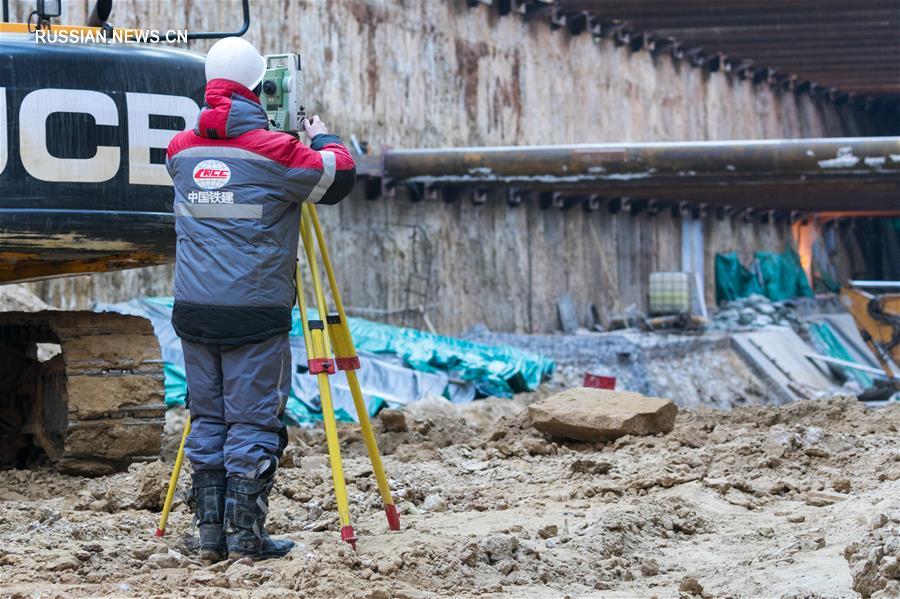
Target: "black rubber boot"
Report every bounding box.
[224,476,295,559]
[190,470,227,562]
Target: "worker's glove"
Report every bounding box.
[302,115,329,139]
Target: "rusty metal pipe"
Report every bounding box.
[384,137,900,186]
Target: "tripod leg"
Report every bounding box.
[298,208,357,548]
[156,416,191,537]
[295,260,314,363]
[346,369,400,530]
[316,370,357,548]
[300,207,333,358]
[307,205,400,531]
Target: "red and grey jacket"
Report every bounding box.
[166,78,356,345]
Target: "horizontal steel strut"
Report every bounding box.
[354,136,900,212]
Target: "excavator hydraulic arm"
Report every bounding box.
[840,284,900,386]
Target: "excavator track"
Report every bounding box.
[0,311,165,475]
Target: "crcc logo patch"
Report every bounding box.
[192,160,231,189]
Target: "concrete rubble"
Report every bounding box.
[469,286,895,410]
[464,327,769,411]
[710,294,808,330]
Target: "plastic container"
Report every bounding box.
[649,271,692,315]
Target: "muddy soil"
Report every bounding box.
[1,395,898,598]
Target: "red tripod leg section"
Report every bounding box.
[340,525,358,550]
[384,504,401,531]
[307,358,335,374]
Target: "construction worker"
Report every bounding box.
[165,37,355,561]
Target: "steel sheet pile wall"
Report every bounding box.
[16,0,892,332]
[558,0,900,103]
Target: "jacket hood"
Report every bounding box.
[194,78,269,139]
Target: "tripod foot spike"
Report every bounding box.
[384,504,401,531]
[340,525,358,550]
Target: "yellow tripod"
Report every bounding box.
[156,203,400,549]
[293,202,400,548]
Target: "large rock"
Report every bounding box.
[379,408,408,432]
[528,388,677,442]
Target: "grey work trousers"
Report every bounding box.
[182,333,291,476]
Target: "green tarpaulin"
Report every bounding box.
[716,248,813,304]
[755,249,814,302]
[808,321,873,388]
[291,309,555,398]
[715,252,763,303]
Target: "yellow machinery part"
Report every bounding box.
[840,287,900,382]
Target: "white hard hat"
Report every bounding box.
[205,37,267,90]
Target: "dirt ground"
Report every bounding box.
[1,394,898,598]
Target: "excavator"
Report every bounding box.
[0,0,243,473]
[841,282,900,399]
